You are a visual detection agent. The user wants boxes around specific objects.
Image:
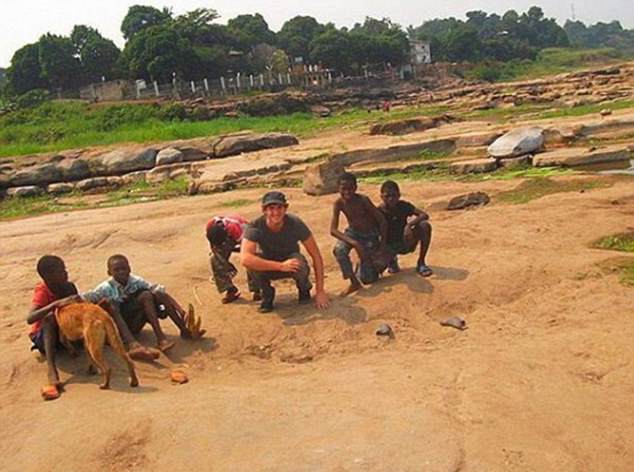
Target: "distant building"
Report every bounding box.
[409,40,432,65]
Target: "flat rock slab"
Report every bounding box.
[488,127,544,158]
[533,146,632,167]
[450,158,497,174]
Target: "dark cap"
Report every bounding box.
[262,191,287,206]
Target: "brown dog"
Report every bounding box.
[55,302,139,389]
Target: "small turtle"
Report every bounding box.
[376,323,395,339]
[440,316,467,330]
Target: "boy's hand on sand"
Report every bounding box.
[280,258,301,273]
[315,290,330,309]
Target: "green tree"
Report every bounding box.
[227,13,276,49]
[309,28,353,74]
[71,25,121,83]
[38,34,82,89]
[278,16,324,62]
[121,5,172,40]
[6,43,48,96]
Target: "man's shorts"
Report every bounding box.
[29,328,62,354]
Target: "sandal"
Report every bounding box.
[417,263,433,277]
[41,384,61,401]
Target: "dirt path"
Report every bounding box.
[1,176,633,471]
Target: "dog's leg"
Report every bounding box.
[59,332,78,358]
[84,324,111,389]
[104,317,139,387]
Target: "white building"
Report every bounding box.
[409,40,432,64]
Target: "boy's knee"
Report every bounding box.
[417,220,432,234]
[137,290,155,303]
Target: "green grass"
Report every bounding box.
[496,177,610,204]
[212,198,252,208]
[536,99,634,120]
[0,178,189,220]
[0,101,450,158]
[360,165,573,185]
[592,232,634,252]
[597,256,634,287]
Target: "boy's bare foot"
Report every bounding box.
[158,339,176,353]
[340,279,361,297]
[221,287,240,304]
[128,344,160,361]
[41,384,61,401]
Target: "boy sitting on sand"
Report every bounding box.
[206,214,260,303]
[26,255,81,400]
[83,254,202,353]
[330,172,388,295]
[378,180,433,276]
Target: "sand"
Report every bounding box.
[1,176,633,472]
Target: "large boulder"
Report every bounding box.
[156,148,184,166]
[487,127,544,158]
[214,133,299,158]
[6,185,44,197]
[10,163,64,186]
[98,148,157,174]
[76,177,109,192]
[57,158,91,181]
[47,183,75,195]
[303,160,345,196]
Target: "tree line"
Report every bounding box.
[3,5,634,98]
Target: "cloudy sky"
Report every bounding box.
[2,0,633,67]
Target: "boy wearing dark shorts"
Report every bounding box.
[331,172,388,295]
[26,255,81,400]
[83,254,202,353]
[378,180,433,276]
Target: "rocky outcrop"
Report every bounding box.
[532,146,631,167]
[98,148,157,174]
[447,192,490,210]
[450,159,497,173]
[333,139,456,167]
[369,115,454,136]
[156,148,184,166]
[487,127,544,158]
[303,160,345,196]
[214,132,299,158]
[7,185,44,197]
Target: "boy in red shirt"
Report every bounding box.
[26,255,81,400]
[206,214,260,303]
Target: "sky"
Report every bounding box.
[1,0,633,67]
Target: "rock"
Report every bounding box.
[98,148,157,174]
[532,145,631,167]
[497,155,532,169]
[310,105,331,117]
[121,171,148,185]
[487,127,544,158]
[76,177,109,192]
[456,131,503,148]
[303,160,346,196]
[440,316,467,330]
[57,158,91,181]
[600,109,613,116]
[446,192,490,210]
[334,139,456,167]
[146,167,170,184]
[375,324,395,339]
[450,159,497,174]
[156,148,184,166]
[214,133,299,158]
[180,147,211,162]
[6,185,44,197]
[369,115,452,136]
[10,163,63,186]
[106,176,122,188]
[47,183,75,195]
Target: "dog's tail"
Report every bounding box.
[102,314,139,387]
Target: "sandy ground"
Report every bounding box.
[1,175,634,472]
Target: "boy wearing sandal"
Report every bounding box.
[206,214,260,304]
[378,180,433,277]
[83,254,200,353]
[27,255,81,401]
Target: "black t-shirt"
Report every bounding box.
[244,213,311,261]
[380,200,416,244]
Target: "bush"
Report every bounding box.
[16,89,51,109]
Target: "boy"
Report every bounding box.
[27,255,81,400]
[206,214,260,303]
[330,172,388,295]
[83,254,202,353]
[378,180,433,276]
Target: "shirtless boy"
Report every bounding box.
[330,172,388,295]
[379,180,433,276]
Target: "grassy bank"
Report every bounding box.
[0,101,447,158]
